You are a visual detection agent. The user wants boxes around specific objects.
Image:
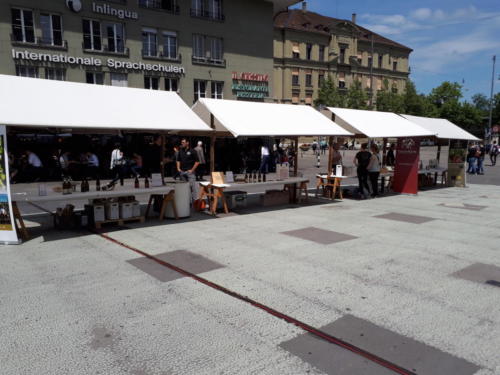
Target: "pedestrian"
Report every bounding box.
[85,151,99,179]
[104,143,125,190]
[260,144,270,174]
[489,141,498,166]
[353,143,371,199]
[331,143,342,173]
[467,144,478,174]
[386,143,396,166]
[194,141,206,181]
[476,143,485,175]
[130,152,142,177]
[24,149,43,182]
[367,144,381,198]
[176,138,200,202]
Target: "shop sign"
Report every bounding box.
[12,49,185,74]
[92,2,139,20]
[232,71,269,99]
[393,137,420,195]
[231,72,269,82]
[0,125,19,244]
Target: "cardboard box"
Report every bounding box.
[222,191,247,210]
[261,190,289,206]
[132,201,141,217]
[119,202,133,219]
[105,202,119,220]
[93,205,105,222]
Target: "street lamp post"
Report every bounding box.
[487,55,496,141]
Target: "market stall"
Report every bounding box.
[401,114,479,187]
[325,107,436,195]
[192,98,353,212]
[0,74,212,243]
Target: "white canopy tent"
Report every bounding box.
[193,98,353,137]
[400,114,479,141]
[326,107,435,138]
[0,75,212,132]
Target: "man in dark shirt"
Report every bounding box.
[176,138,200,201]
[353,143,372,198]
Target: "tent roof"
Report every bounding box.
[0,75,212,132]
[326,107,436,138]
[400,114,479,141]
[192,98,353,137]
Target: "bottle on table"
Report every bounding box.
[244,172,248,183]
[96,177,101,191]
[263,173,266,182]
[134,176,140,189]
[253,171,257,183]
[258,171,261,182]
[144,177,150,188]
[62,178,71,195]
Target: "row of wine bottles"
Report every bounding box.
[61,176,153,194]
[244,171,266,183]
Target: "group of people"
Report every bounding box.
[466,142,498,175]
[354,143,383,199]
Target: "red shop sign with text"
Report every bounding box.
[231,72,269,82]
[393,137,420,195]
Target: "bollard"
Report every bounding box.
[316,152,321,168]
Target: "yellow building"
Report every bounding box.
[273,4,412,105]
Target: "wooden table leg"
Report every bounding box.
[12,202,29,240]
[217,188,229,214]
[145,195,155,218]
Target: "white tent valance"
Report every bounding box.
[0,75,212,132]
[400,114,479,141]
[327,107,435,138]
[192,98,353,137]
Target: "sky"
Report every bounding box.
[291,0,500,101]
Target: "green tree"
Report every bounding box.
[429,81,462,107]
[472,93,490,116]
[314,77,346,108]
[376,79,405,113]
[401,80,438,116]
[493,92,500,125]
[439,100,483,134]
[346,80,369,109]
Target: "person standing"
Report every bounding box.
[85,151,99,179]
[331,143,342,173]
[177,138,200,202]
[25,150,43,182]
[367,144,381,198]
[260,144,270,174]
[353,143,371,199]
[467,144,478,174]
[104,144,125,189]
[489,141,498,166]
[386,143,396,166]
[477,143,485,175]
[194,141,206,181]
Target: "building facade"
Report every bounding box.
[273,6,412,105]
[0,0,299,104]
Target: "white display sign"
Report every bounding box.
[151,173,163,187]
[335,164,343,177]
[225,171,234,183]
[0,125,20,244]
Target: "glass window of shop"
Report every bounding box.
[83,19,102,50]
[142,28,158,57]
[40,13,63,46]
[11,8,35,43]
[165,77,179,92]
[45,68,65,81]
[86,72,104,84]
[162,31,177,59]
[194,80,207,102]
[105,22,125,53]
[211,81,223,99]
[144,76,160,90]
[111,73,128,87]
[15,65,38,78]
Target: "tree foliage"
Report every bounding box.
[314,77,346,108]
[346,80,369,109]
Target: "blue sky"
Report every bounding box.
[291,0,500,101]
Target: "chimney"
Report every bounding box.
[352,13,357,24]
[302,1,307,12]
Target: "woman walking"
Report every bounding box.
[367,144,381,198]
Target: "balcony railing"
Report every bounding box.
[192,55,226,67]
[139,0,180,14]
[11,34,68,50]
[190,8,225,21]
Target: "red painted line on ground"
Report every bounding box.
[96,230,416,375]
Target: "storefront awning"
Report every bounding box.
[0,75,212,132]
[400,114,479,141]
[192,98,353,137]
[326,107,436,138]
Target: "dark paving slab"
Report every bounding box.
[374,213,435,224]
[451,263,500,285]
[127,250,225,282]
[281,227,358,245]
[280,315,480,375]
[438,203,487,211]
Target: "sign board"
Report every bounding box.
[447,140,468,187]
[231,71,269,99]
[0,125,20,244]
[393,137,420,195]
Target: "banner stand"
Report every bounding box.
[392,137,420,195]
[0,125,20,244]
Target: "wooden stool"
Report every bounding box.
[326,177,343,200]
[12,201,29,241]
[199,183,228,215]
[297,181,309,203]
[145,191,178,220]
[315,176,326,197]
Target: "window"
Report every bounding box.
[368,56,373,68]
[45,68,65,80]
[15,65,38,78]
[111,73,127,87]
[86,72,104,84]
[306,43,312,60]
[162,31,177,59]
[165,77,179,92]
[378,54,383,68]
[40,13,63,46]
[318,72,325,86]
[142,28,157,57]
[393,60,398,71]
[191,0,223,20]
[338,72,346,89]
[194,80,207,102]
[210,0,223,20]
[292,68,299,86]
[144,76,159,90]
[192,34,205,58]
[11,8,35,43]
[305,70,312,87]
[209,37,223,62]
[319,45,325,62]
[193,35,224,64]
[83,19,101,50]
[339,47,346,64]
[357,53,362,64]
[292,42,300,59]
[392,82,398,94]
[105,22,124,53]
[139,0,177,12]
[211,81,223,99]
[191,0,204,16]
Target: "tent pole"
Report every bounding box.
[436,137,441,163]
[328,136,334,175]
[210,114,215,173]
[382,137,388,166]
[294,137,299,177]
[161,133,166,184]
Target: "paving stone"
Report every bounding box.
[374,212,435,224]
[281,227,358,245]
[451,263,500,285]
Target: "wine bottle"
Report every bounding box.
[253,171,257,183]
[258,171,261,182]
[134,176,139,189]
[263,173,266,182]
[81,178,86,193]
[144,177,150,188]
[96,177,101,191]
[244,172,248,183]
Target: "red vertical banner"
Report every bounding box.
[393,137,420,195]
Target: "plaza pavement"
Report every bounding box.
[1,162,499,375]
